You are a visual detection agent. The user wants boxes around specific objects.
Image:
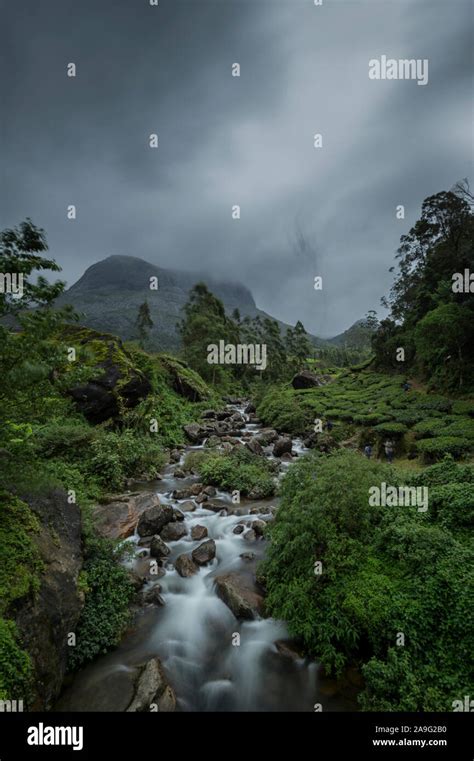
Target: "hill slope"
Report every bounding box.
[56,255,328,351]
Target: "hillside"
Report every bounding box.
[55,255,329,351]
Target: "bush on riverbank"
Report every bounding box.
[262,450,474,711]
[198,447,277,497]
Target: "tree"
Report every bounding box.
[135,301,153,348]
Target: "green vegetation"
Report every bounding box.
[262,451,474,710]
[0,220,217,698]
[197,446,277,498]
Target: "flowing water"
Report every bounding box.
[56,404,359,712]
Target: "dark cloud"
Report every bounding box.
[1,0,471,336]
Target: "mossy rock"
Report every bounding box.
[159,355,212,402]
[58,327,152,423]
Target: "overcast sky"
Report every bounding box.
[2,0,472,337]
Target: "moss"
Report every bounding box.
[0,618,34,701]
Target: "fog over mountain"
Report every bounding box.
[2,0,471,336]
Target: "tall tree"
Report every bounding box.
[135,301,153,348]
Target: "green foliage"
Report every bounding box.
[199,447,276,497]
[416,436,471,462]
[0,619,34,701]
[262,450,474,711]
[67,537,134,670]
[0,492,43,702]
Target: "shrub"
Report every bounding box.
[67,537,134,670]
[0,618,34,702]
[373,422,408,436]
[416,436,471,462]
[199,447,275,497]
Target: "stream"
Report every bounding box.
[56,402,359,712]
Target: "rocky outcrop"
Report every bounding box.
[92,492,162,540]
[63,328,152,424]
[13,488,84,710]
[291,371,331,389]
[127,657,176,712]
[214,572,264,620]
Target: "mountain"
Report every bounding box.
[326,319,374,351]
[56,255,328,351]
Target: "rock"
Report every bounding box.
[245,438,264,456]
[281,452,293,462]
[233,524,245,535]
[203,485,216,497]
[291,371,328,390]
[214,572,264,619]
[92,492,164,541]
[201,409,217,419]
[204,435,221,448]
[160,522,187,541]
[179,500,196,512]
[13,488,83,710]
[191,525,208,540]
[275,640,302,660]
[169,449,181,463]
[257,429,278,446]
[175,553,198,577]
[249,506,272,515]
[190,483,203,496]
[150,535,171,559]
[244,403,256,414]
[216,410,233,420]
[195,493,208,504]
[273,437,293,457]
[172,508,185,522]
[127,570,146,591]
[142,584,165,606]
[67,337,152,424]
[243,529,257,542]
[251,519,266,536]
[173,468,186,479]
[205,500,227,513]
[183,423,204,443]
[137,503,175,537]
[240,552,256,561]
[192,539,216,565]
[172,487,194,500]
[127,657,176,712]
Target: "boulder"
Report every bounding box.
[240,552,256,561]
[179,500,196,512]
[192,539,216,565]
[214,572,264,620]
[201,410,217,419]
[257,429,278,446]
[172,509,185,522]
[244,403,256,414]
[150,535,171,559]
[93,492,162,541]
[142,584,165,606]
[137,504,175,537]
[190,483,203,496]
[172,487,194,500]
[243,529,257,542]
[233,524,245,535]
[191,525,208,540]
[160,522,187,541]
[251,519,266,537]
[245,439,264,456]
[127,657,176,712]
[291,371,326,390]
[203,485,216,497]
[173,468,186,479]
[183,423,204,443]
[273,437,292,457]
[175,553,199,578]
